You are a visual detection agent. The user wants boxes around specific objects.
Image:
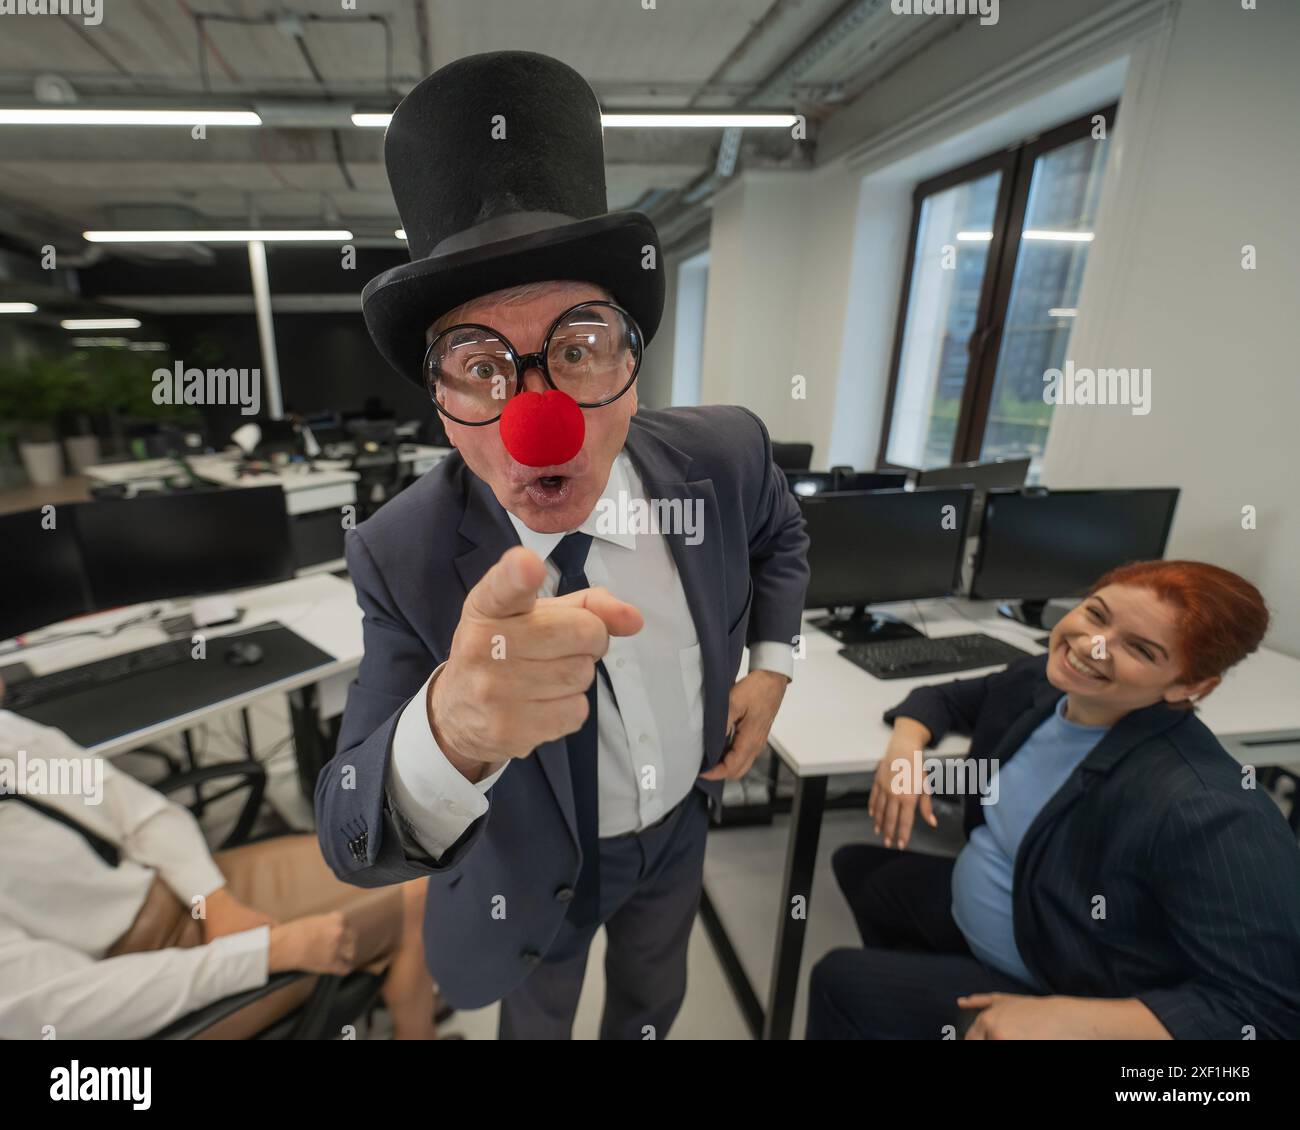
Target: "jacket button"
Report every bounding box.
[522,950,542,967]
[554,885,575,903]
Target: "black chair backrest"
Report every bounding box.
[772,442,814,471]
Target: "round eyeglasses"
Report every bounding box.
[424,300,643,426]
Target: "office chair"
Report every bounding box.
[771,441,814,472]
[347,419,406,520]
[150,969,386,1040]
[142,760,387,1039]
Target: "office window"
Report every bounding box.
[879,106,1115,473]
[670,249,709,406]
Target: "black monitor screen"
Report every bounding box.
[75,486,295,609]
[800,488,972,609]
[0,507,90,639]
[970,488,1180,601]
[915,457,1031,491]
[834,470,910,492]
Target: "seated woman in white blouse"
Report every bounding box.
[0,704,441,1040]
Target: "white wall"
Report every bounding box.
[695,2,1137,470]
[700,172,844,459]
[689,0,1297,652]
[1041,0,1300,654]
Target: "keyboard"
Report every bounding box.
[3,638,196,710]
[839,632,1033,680]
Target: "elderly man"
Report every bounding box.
[316,50,810,1039]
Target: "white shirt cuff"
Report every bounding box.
[749,640,795,682]
[388,667,509,861]
[213,925,271,989]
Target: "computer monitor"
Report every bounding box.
[74,486,296,609]
[0,507,90,639]
[833,469,911,492]
[970,487,1180,626]
[772,442,814,472]
[785,470,836,498]
[800,488,973,642]
[915,457,1031,491]
[256,417,301,459]
[304,411,344,448]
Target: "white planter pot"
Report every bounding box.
[18,440,64,486]
[63,434,102,474]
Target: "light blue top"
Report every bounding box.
[950,695,1110,987]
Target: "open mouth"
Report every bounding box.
[1061,640,1109,682]
[523,474,573,507]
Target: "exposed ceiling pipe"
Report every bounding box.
[652,0,890,245]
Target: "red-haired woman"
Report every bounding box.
[807,560,1300,1039]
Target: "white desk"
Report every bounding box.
[769,599,1300,775]
[706,598,1300,1040]
[84,446,453,514]
[84,453,359,516]
[6,574,363,761]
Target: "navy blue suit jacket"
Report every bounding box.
[316,406,809,1006]
[885,655,1300,1039]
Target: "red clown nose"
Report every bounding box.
[499,389,586,467]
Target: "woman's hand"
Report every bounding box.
[959,993,1173,1039]
[868,717,935,849]
[267,912,358,976]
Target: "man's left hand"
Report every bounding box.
[699,669,788,781]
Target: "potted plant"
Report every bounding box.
[58,349,107,473]
[0,357,70,486]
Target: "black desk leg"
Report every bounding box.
[762,773,827,1041]
[288,684,331,803]
[239,708,256,761]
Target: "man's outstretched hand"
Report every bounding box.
[429,545,643,782]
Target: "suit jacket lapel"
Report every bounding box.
[623,420,728,759]
[1013,693,1191,888]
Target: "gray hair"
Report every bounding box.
[427,279,615,340]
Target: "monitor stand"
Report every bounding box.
[811,607,923,645]
[997,599,1048,629]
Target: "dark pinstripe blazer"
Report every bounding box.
[884,655,1300,1039]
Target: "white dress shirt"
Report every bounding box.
[0,711,268,1040]
[388,451,793,859]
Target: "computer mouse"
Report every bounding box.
[225,641,264,667]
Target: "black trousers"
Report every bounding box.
[806,844,1038,1040]
[498,789,710,1040]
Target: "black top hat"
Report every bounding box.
[362,51,665,387]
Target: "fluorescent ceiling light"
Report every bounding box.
[1023,230,1094,242]
[352,111,799,129]
[601,113,798,128]
[84,230,352,243]
[0,302,38,314]
[61,317,142,330]
[956,231,993,241]
[0,108,261,126]
[1048,307,1078,318]
[72,337,131,348]
[395,229,407,240]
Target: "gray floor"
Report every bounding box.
[118,706,1296,1040]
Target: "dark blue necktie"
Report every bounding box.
[549,532,601,926]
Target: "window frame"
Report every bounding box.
[876,103,1118,470]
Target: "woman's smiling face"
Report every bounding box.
[1046,583,1221,721]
